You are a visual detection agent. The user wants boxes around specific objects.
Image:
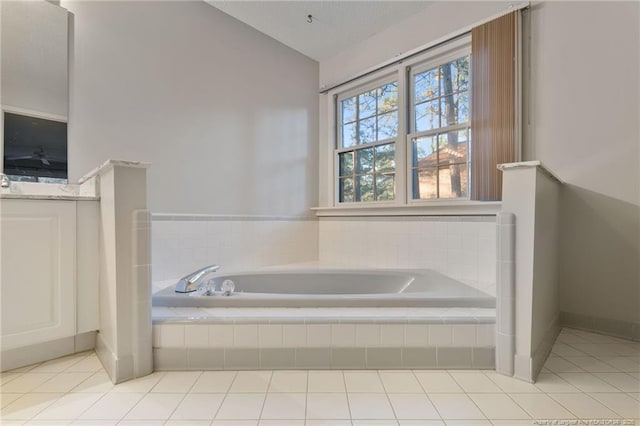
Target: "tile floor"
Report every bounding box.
[1,327,639,425]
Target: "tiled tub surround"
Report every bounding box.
[151,214,318,283]
[152,307,496,370]
[318,216,497,296]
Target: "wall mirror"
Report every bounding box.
[1,0,69,183]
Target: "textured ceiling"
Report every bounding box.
[206,1,434,61]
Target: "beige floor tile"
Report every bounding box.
[414,372,463,393]
[64,356,104,373]
[190,371,237,393]
[70,372,114,393]
[268,371,307,393]
[216,393,265,419]
[150,372,201,393]
[534,373,580,393]
[483,371,540,393]
[305,421,352,426]
[600,356,640,372]
[467,393,529,420]
[307,372,345,393]
[387,393,440,419]
[449,372,502,393]
[593,372,640,392]
[548,393,620,418]
[1,374,57,393]
[379,372,423,393]
[1,392,24,410]
[557,372,621,392]
[29,353,90,373]
[344,372,385,393]
[552,343,587,357]
[260,392,306,419]
[78,393,144,420]
[348,393,395,419]
[508,392,575,419]
[543,357,584,373]
[563,356,620,372]
[428,394,485,420]
[1,392,62,420]
[259,420,304,426]
[32,393,103,420]
[170,393,225,420]
[228,371,272,393]
[111,372,164,393]
[33,373,93,393]
[306,393,350,419]
[211,421,258,426]
[351,421,398,426]
[588,392,640,418]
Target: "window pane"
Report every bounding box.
[378,82,398,114]
[375,143,395,172]
[438,130,468,165]
[356,147,374,174]
[412,136,437,168]
[414,68,439,103]
[339,177,355,202]
[377,111,398,140]
[375,173,395,201]
[441,57,469,94]
[341,96,357,123]
[342,122,357,148]
[358,117,376,144]
[358,90,377,119]
[414,168,438,200]
[438,164,468,199]
[356,174,374,202]
[441,92,469,127]
[415,100,440,132]
[339,152,354,176]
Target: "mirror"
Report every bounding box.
[1,0,69,183]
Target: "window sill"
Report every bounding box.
[311,201,502,217]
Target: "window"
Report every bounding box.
[337,81,398,203]
[410,55,471,200]
[332,41,471,205]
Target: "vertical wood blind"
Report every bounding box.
[471,12,517,201]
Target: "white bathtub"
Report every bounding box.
[152,268,495,308]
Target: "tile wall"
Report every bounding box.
[318,217,497,295]
[151,215,319,283]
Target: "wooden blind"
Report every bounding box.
[471,12,516,201]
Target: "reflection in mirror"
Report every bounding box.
[1,0,69,183]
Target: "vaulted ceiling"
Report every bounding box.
[206,1,434,61]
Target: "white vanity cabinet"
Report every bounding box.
[0,198,99,364]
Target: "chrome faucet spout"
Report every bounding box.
[175,264,220,293]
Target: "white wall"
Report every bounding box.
[0,0,68,117]
[528,1,640,326]
[63,0,319,217]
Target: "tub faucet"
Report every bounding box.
[175,264,220,293]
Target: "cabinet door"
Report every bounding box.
[0,199,76,350]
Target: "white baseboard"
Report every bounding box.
[1,331,96,372]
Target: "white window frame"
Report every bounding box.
[407,45,472,203]
[334,73,402,206]
[328,35,473,209]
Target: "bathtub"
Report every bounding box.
[152,268,495,308]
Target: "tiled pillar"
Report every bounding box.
[496,211,515,376]
[88,160,152,383]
